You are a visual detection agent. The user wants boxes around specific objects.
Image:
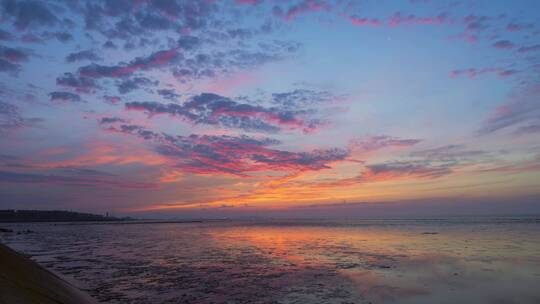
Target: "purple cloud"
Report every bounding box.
[506,22,533,32]
[0,170,155,189]
[365,161,452,179]
[117,77,159,94]
[0,101,24,132]
[49,91,83,104]
[492,40,514,49]
[345,15,382,27]
[126,93,324,133]
[273,0,332,21]
[104,123,349,176]
[0,45,29,62]
[271,89,342,108]
[56,73,98,94]
[0,101,40,133]
[49,31,72,43]
[410,145,488,162]
[514,124,540,135]
[157,89,180,101]
[79,48,180,78]
[450,67,519,78]
[0,45,30,72]
[350,136,421,152]
[479,85,540,134]
[518,44,540,53]
[463,15,491,32]
[65,50,102,63]
[0,29,15,41]
[389,12,447,26]
[103,95,121,105]
[1,0,57,30]
[98,117,127,125]
[0,58,18,72]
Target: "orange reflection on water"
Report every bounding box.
[207,222,540,304]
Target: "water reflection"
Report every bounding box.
[209,223,540,304]
[1,219,539,303]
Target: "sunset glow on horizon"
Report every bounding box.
[1,0,539,217]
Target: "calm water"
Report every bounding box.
[1,218,540,304]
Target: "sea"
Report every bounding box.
[1,217,539,304]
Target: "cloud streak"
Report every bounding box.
[450,67,519,78]
[65,50,102,63]
[273,0,332,21]
[105,123,350,176]
[126,93,325,133]
[350,136,421,153]
[79,48,180,78]
[0,101,24,132]
[56,73,98,94]
[1,0,57,30]
[0,170,155,189]
[49,91,83,104]
[0,45,30,72]
[479,85,540,134]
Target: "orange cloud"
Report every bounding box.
[30,140,166,169]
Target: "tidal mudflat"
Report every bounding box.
[1,218,539,304]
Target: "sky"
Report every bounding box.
[0,0,539,218]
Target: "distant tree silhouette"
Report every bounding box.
[0,210,123,222]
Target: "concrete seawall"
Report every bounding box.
[0,242,96,304]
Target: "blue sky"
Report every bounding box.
[0,0,539,217]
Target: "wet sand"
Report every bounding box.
[0,242,95,304]
[2,218,539,303]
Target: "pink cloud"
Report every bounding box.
[479,84,540,134]
[235,0,260,5]
[0,170,156,189]
[349,136,421,156]
[518,44,540,53]
[103,95,121,105]
[274,0,331,21]
[448,33,478,44]
[450,67,519,79]
[112,49,179,77]
[105,124,351,176]
[345,15,382,27]
[388,12,447,27]
[492,40,514,49]
[79,48,180,78]
[506,22,533,32]
[125,92,326,134]
[478,156,540,174]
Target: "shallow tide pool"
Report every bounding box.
[1,218,539,304]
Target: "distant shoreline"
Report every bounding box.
[53,219,205,225]
[0,209,127,223]
[1,219,208,225]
